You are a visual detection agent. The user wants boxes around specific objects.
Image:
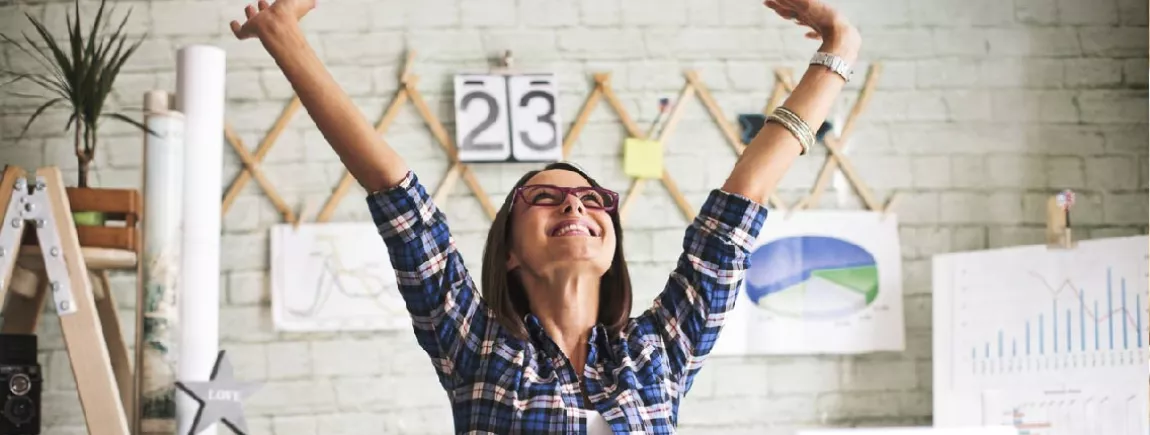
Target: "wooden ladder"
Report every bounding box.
[0,165,132,435]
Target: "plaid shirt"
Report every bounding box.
[366,171,767,434]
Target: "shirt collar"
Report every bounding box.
[522,312,612,361]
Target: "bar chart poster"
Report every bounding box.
[712,210,905,355]
[932,235,1149,435]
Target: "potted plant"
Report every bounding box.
[2,0,149,249]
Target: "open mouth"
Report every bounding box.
[550,220,599,237]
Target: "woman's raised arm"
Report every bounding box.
[635,0,861,387]
[230,0,408,192]
[721,0,861,204]
[232,1,496,390]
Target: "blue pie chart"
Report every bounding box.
[745,236,879,319]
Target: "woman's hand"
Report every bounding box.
[764,0,861,61]
[230,0,315,40]
[225,0,409,191]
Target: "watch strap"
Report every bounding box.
[810,52,852,82]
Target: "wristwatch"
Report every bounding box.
[810,52,852,83]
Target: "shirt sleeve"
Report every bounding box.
[635,188,767,387]
[365,170,494,389]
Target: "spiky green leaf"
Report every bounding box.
[86,0,108,63]
[65,112,79,132]
[25,15,75,99]
[16,30,69,84]
[0,33,56,78]
[17,97,65,141]
[0,72,70,100]
[104,112,155,136]
[67,2,83,86]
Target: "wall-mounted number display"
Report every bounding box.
[453,73,563,163]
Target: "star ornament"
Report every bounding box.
[175,350,262,435]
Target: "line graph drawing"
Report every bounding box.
[966,267,1148,376]
[271,223,410,332]
[1023,271,1144,350]
[284,235,404,318]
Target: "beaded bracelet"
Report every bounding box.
[766,106,814,156]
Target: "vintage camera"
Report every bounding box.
[0,334,40,435]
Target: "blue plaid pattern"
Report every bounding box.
[366,171,767,434]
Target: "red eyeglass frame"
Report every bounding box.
[513,184,620,212]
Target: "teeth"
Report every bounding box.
[554,223,593,236]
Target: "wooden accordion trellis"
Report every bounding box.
[220,51,898,226]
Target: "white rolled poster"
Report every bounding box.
[175,45,225,435]
[138,90,185,434]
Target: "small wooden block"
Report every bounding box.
[16,246,137,271]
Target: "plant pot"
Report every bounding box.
[23,187,141,252]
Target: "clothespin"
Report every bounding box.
[782,197,801,220]
[502,50,514,70]
[1046,189,1076,249]
[399,51,417,86]
[293,197,317,231]
[881,192,902,222]
[491,50,514,75]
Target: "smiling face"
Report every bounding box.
[479,163,634,339]
[506,169,618,279]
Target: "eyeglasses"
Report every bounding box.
[514,184,619,212]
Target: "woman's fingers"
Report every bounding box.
[230,20,244,38]
[765,2,796,20]
[765,0,793,15]
[231,2,271,40]
[766,0,817,29]
[787,0,816,12]
[776,0,804,10]
[780,0,823,25]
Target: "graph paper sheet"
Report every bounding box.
[932,235,1149,435]
[270,223,409,331]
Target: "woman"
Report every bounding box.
[231,0,860,432]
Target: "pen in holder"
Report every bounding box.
[646,98,671,139]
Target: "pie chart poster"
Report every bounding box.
[714,210,906,355]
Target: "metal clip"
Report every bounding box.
[0,176,78,315]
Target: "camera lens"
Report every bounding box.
[8,374,30,396]
[4,396,34,424]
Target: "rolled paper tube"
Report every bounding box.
[137,101,185,434]
[144,90,169,115]
[175,45,226,435]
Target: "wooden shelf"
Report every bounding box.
[16,245,137,271]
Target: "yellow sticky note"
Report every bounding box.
[623,138,663,179]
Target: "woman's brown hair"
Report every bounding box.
[480,161,633,341]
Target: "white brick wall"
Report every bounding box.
[1,0,1146,433]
